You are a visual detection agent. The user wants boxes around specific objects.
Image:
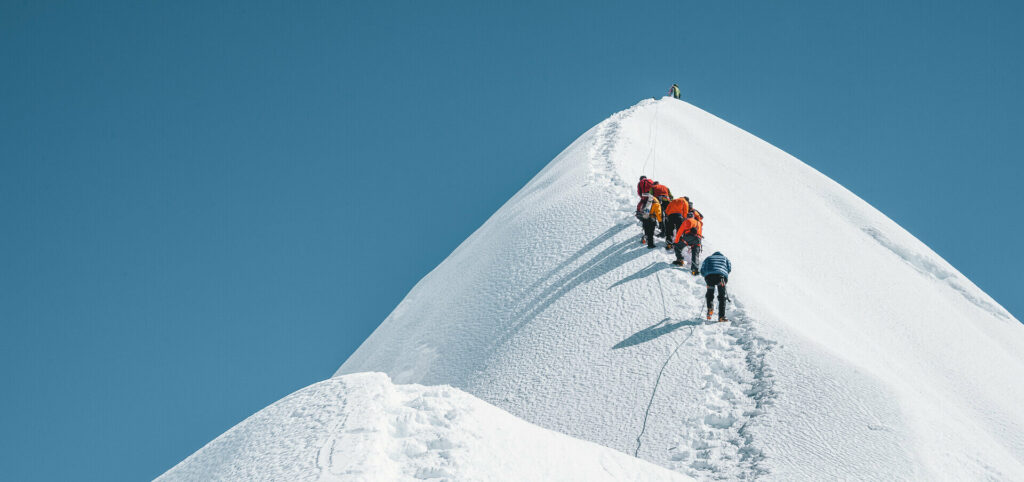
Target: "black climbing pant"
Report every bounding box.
[676,234,701,267]
[642,217,658,248]
[665,213,684,246]
[704,274,728,317]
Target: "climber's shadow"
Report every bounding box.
[608,261,672,289]
[613,317,700,349]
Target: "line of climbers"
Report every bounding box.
[635,175,732,322]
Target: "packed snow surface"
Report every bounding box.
[339,98,1024,479]
[159,372,686,481]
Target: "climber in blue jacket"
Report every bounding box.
[699,252,731,322]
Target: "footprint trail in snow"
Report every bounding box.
[594,101,779,479]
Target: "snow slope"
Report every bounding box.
[339,98,1024,479]
[159,372,687,481]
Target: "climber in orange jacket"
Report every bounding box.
[662,196,689,249]
[650,182,672,201]
[673,211,703,274]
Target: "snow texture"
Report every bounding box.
[337,98,1024,479]
[159,372,687,481]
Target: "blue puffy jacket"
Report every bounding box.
[700,252,731,277]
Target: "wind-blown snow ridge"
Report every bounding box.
[861,226,1009,318]
[339,97,1024,479]
[159,373,688,481]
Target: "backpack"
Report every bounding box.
[685,217,703,237]
[638,179,654,196]
[640,195,654,219]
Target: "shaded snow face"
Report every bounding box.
[339,98,1024,479]
[158,373,688,481]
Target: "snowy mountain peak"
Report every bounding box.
[163,98,1024,480]
[338,98,1024,479]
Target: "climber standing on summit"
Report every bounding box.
[700,251,731,322]
[669,83,681,100]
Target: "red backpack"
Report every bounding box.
[637,178,654,196]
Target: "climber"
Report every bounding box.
[651,181,672,201]
[662,196,689,249]
[672,210,703,274]
[650,182,673,234]
[639,196,662,249]
[669,83,681,100]
[687,201,704,233]
[636,175,655,215]
[700,252,732,322]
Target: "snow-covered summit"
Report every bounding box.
[338,98,1024,479]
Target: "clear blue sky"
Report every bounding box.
[2,1,1021,479]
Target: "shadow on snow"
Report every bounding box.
[494,226,650,349]
[613,317,701,350]
[608,260,673,289]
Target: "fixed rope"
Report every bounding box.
[640,102,661,176]
[634,322,695,457]
[634,269,694,457]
